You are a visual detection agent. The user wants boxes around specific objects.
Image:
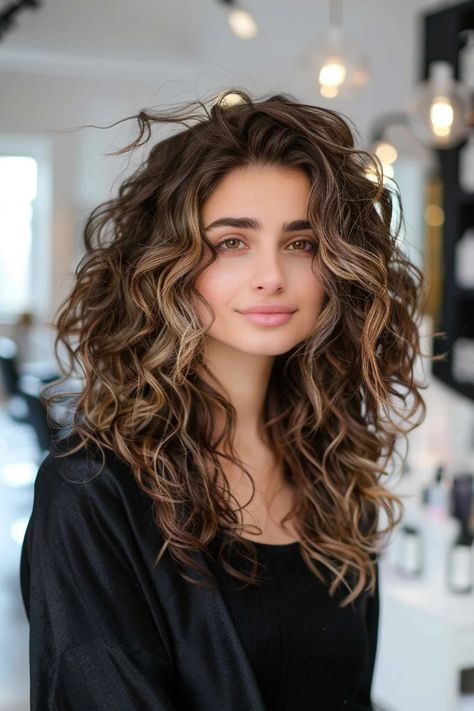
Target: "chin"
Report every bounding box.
[227,338,301,357]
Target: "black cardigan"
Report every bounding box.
[20,437,378,710]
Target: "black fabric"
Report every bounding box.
[20,435,378,710]
[207,536,379,711]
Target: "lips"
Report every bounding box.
[238,304,297,314]
[239,311,295,326]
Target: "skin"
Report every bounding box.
[194,164,325,541]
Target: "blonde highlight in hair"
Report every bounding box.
[42,88,434,607]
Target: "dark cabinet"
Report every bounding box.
[423,1,474,401]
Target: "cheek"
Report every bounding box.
[314,284,325,308]
[193,268,236,325]
[195,266,238,302]
[300,272,324,309]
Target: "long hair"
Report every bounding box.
[42,88,433,607]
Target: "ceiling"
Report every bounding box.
[0,0,445,144]
[0,0,439,78]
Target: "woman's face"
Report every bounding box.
[195,164,324,357]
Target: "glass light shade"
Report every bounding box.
[304,26,369,99]
[407,61,471,149]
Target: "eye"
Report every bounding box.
[216,237,317,252]
[287,239,317,252]
[216,237,244,251]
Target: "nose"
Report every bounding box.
[249,247,287,291]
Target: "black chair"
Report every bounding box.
[0,336,27,421]
[0,336,59,424]
[19,375,57,456]
[21,377,49,448]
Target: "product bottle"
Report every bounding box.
[395,524,423,578]
[459,30,474,92]
[455,228,474,288]
[426,465,450,519]
[446,524,474,594]
[450,472,474,532]
[452,338,474,383]
[459,132,474,192]
[420,465,460,589]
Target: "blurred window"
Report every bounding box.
[0,136,52,323]
[0,156,38,314]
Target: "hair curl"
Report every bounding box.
[43,87,434,607]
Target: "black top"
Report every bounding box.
[20,438,378,710]
[207,535,379,711]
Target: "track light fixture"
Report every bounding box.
[0,0,41,42]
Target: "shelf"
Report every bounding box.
[425,0,474,405]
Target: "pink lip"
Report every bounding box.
[239,312,294,326]
[238,304,297,314]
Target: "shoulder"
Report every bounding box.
[35,430,136,505]
[22,431,162,592]
[28,430,153,552]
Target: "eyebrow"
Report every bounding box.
[203,217,313,232]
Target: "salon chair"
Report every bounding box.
[19,375,55,456]
[0,336,59,423]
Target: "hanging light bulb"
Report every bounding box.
[303,0,369,99]
[319,35,349,97]
[227,8,258,39]
[318,27,347,97]
[371,140,397,180]
[374,141,398,165]
[218,0,258,40]
[407,61,470,149]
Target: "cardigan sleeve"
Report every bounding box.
[20,452,178,711]
[352,557,380,711]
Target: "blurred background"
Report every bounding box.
[1,1,474,709]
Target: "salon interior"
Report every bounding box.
[1,0,474,709]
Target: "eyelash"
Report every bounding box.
[215,237,317,253]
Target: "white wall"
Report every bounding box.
[0,70,186,317]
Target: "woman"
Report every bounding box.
[20,88,429,710]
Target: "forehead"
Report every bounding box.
[201,165,312,221]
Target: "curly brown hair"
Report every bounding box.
[42,88,433,607]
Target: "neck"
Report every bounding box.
[198,336,275,440]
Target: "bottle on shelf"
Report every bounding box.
[424,464,450,519]
[450,472,474,531]
[455,228,474,289]
[452,338,474,384]
[446,523,474,594]
[459,131,474,192]
[395,524,423,578]
[419,464,460,589]
[459,30,474,93]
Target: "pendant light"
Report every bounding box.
[303,0,369,99]
[368,112,411,181]
[407,61,471,149]
[218,0,258,40]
